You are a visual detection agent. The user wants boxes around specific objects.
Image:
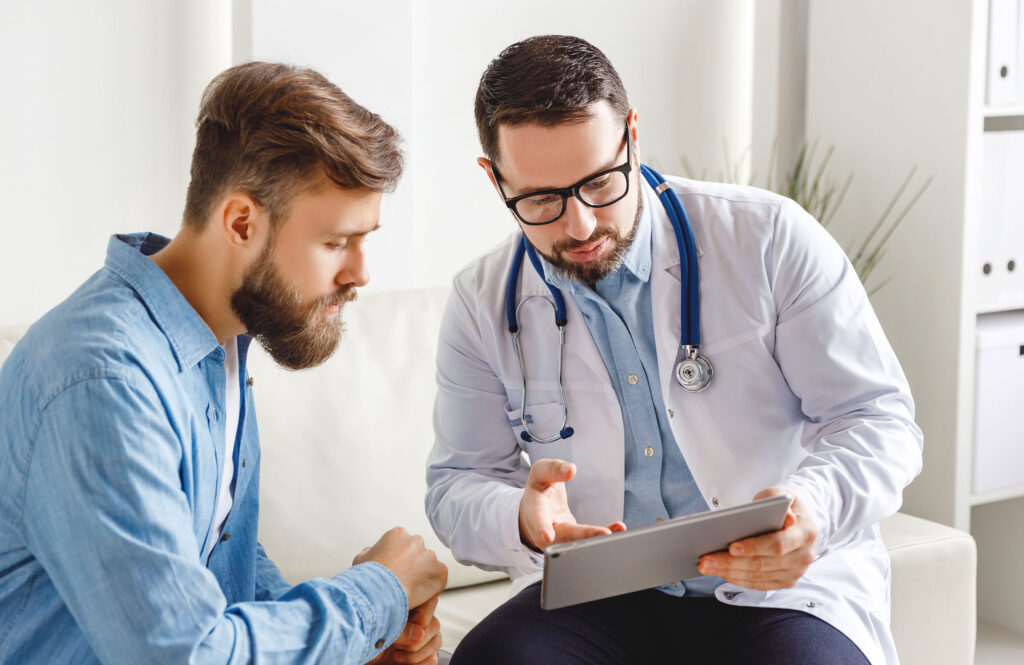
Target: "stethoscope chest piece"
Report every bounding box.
[675,345,712,392]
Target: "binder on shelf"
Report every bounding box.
[979,131,1024,308]
[988,0,1020,106]
[973,311,1024,495]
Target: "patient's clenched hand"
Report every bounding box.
[354,527,448,610]
[367,594,443,665]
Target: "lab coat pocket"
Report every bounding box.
[504,401,574,463]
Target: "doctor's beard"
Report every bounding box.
[541,188,644,288]
[231,243,357,370]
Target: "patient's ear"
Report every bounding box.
[217,193,267,255]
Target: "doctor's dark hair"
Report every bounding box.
[183,61,403,229]
[474,35,630,163]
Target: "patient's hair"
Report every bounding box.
[183,61,403,228]
[474,35,630,163]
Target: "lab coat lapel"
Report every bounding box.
[650,183,686,411]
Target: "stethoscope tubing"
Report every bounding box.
[639,165,701,347]
[504,164,709,442]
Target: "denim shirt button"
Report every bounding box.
[375,639,385,649]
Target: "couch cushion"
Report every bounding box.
[0,325,29,368]
[436,579,513,647]
[250,287,506,590]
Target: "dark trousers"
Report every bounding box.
[450,583,870,665]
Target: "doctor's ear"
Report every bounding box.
[627,107,640,152]
[477,157,500,192]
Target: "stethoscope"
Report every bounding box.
[505,164,712,444]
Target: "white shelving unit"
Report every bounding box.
[806,2,1024,662]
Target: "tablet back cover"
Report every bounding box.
[540,495,790,610]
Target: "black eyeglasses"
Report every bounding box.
[492,125,633,226]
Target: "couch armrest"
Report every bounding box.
[880,512,977,665]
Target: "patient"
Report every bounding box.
[0,62,446,665]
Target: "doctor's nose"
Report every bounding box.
[562,197,598,242]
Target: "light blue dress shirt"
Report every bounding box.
[541,186,723,597]
[0,233,406,664]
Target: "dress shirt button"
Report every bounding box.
[375,639,385,649]
[806,601,817,609]
[656,517,664,523]
[247,376,255,387]
[242,458,246,468]
[724,591,736,600]
[712,497,720,507]
[220,533,230,542]
[644,446,655,457]
[627,373,639,385]
[667,409,675,418]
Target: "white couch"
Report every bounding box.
[0,287,978,664]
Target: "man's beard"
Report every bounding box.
[230,244,356,370]
[539,190,643,288]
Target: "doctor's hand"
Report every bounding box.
[519,459,627,552]
[697,487,817,591]
[353,527,449,610]
[366,594,443,665]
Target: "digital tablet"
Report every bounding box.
[540,494,791,610]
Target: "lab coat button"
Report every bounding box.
[644,446,655,457]
[627,373,639,385]
[712,497,720,507]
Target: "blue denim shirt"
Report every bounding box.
[0,233,406,664]
[541,185,723,597]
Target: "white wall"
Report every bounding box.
[0,0,231,328]
[0,1,804,324]
[241,0,761,292]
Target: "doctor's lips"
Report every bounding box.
[558,234,615,263]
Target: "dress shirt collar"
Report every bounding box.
[105,233,221,371]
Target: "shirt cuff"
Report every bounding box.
[335,561,408,662]
[779,479,831,556]
[500,487,546,572]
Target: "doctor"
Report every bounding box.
[426,35,922,665]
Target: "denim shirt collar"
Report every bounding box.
[104,233,221,371]
[541,180,655,294]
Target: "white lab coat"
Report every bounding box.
[426,176,923,665]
